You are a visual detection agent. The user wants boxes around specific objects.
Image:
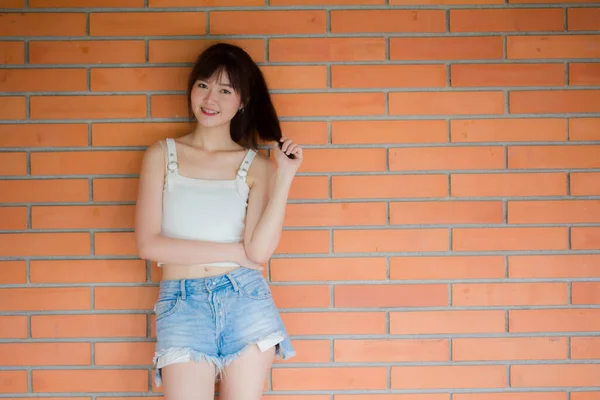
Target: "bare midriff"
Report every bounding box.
[160,264,240,280]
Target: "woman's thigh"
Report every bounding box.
[162,361,216,400]
[218,345,275,400]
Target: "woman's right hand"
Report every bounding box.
[235,243,263,271]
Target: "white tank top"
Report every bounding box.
[158,138,257,268]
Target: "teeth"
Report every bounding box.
[202,107,218,114]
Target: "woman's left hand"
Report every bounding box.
[273,137,303,173]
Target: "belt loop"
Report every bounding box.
[226,273,239,292]
[180,279,187,300]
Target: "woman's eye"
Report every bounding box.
[221,89,231,94]
[197,83,207,88]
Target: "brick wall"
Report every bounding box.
[1,0,600,399]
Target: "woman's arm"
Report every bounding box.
[134,141,259,268]
[243,138,302,264]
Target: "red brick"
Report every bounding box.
[30,260,146,283]
[570,63,600,86]
[270,38,385,62]
[333,174,447,199]
[91,67,189,92]
[332,120,448,144]
[450,9,563,32]
[0,371,27,393]
[572,337,600,359]
[333,65,446,88]
[511,364,600,387]
[32,370,147,392]
[571,172,600,195]
[282,312,386,335]
[570,118,600,141]
[90,12,206,36]
[273,367,387,391]
[392,366,506,389]
[453,227,568,251]
[210,11,325,34]
[332,10,445,33]
[0,124,88,148]
[149,39,264,63]
[451,119,565,142]
[94,287,158,310]
[511,90,600,114]
[508,145,600,169]
[451,64,565,87]
[391,201,503,225]
[0,180,89,203]
[453,283,568,306]
[95,342,154,366]
[391,310,506,334]
[271,285,330,309]
[0,288,90,311]
[273,93,385,117]
[568,7,600,31]
[150,0,263,5]
[276,231,329,254]
[335,284,448,308]
[390,91,504,115]
[33,205,135,229]
[0,316,28,338]
[31,96,147,120]
[335,339,449,362]
[299,149,386,173]
[0,207,26,230]
[390,146,505,171]
[270,258,387,282]
[508,35,600,59]
[0,97,26,120]
[0,41,25,64]
[30,0,143,6]
[391,37,503,60]
[0,261,26,284]
[451,173,567,197]
[0,13,86,36]
[391,256,505,280]
[285,203,385,227]
[0,233,90,257]
[509,309,600,332]
[453,337,567,361]
[509,255,600,278]
[0,343,91,366]
[31,314,147,338]
[263,66,327,90]
[334,229,448,253]
[31,151,143,175]
[509,200,600,223]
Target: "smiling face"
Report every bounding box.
[190,69,242,129]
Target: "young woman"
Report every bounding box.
[134,43,299,400]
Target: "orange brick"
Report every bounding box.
[336,396,450,400]
[210,11,325,34]
[331,10,445,33]
[0,152,26,176]
[91,67,189,92]
[453,337,567,361]
[31,151,143,175]
[95,232,138,256]
[0,261,26,284]
[30,40,145,64]
[455,394,566,400]
[453,283,568,306]
[0,124,88,148]
[451,118,565,142]
[32,95,146,119]
[569,7,600,31]
[391,201,503,225]
[33,370,147,392]
[332,65,446,88]
[334,229,448,253]
[451,173,567,197]
[391,310,505,334]
[509,309,600,332]
[0,316,28,338]
[391,256,505,280]
[508,145,600,169]
[572,393,600,400]
[284,203,386,227]
[572,172,600,195]
[390,146,505,171]
[512,364,600,387]
[275,230,329,254]
[1,0,24,7]
[512,0,599,2]
[281,312,386,335]
[273,367,387,391]
[392,0,503,3]
[95,342,154,366]
[270,258,387,282]
[0,13,86,36]
[271,285,330,309]
[509,200,600,223]
[32,205,135,229]
[333,174,447,199]
[149,38,264,63]
[0,207,27,230]
[151,94,194,119]
[30,0,143,5]
[570,63,600,86]
[262,66,327,90]
[511,90,600,114]
[508,35,600,59]
[93,178,139,202]
[332,120,447,144]
[0,180,88,203]
[0,41,25,64]
[450,9,563,32]
[0,371,27,393]
[391,37,503,60]
[31,260,146,283]
[273,93,385,117]
[509,255,600,278]
[90,12,206,36]
[300,149,386,173]
[1,68,86,92]
[452,64,565,87]
[276,340,330,364]
[280,121,329,145]
[270,38,385,62]
[335,284,448,308]
[570,118,600,141]
[0,288,90,311]
[150,0,263,5]
[392,366,506,389]
[573,282,600,305]
[92,122,191,146]
[272,0,383,3]
[289,176,329,200]
[94,287,158,310]
[572,227,600,250]
[0,233,89,257]
[453,227,568,251]
[390,91,504,115]
[335,339,448,363]
[0,343,91,366]
[0,97,26,120]
[31,314,147,338]
[572,337,600,359]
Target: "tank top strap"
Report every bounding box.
[164,138,179,176]
[236,149,257,182]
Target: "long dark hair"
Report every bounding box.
[187,43,282,150]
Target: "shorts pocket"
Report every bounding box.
[154,295,181,321]
[238,274,272,300]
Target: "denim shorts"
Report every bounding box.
[152,267,295,387]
